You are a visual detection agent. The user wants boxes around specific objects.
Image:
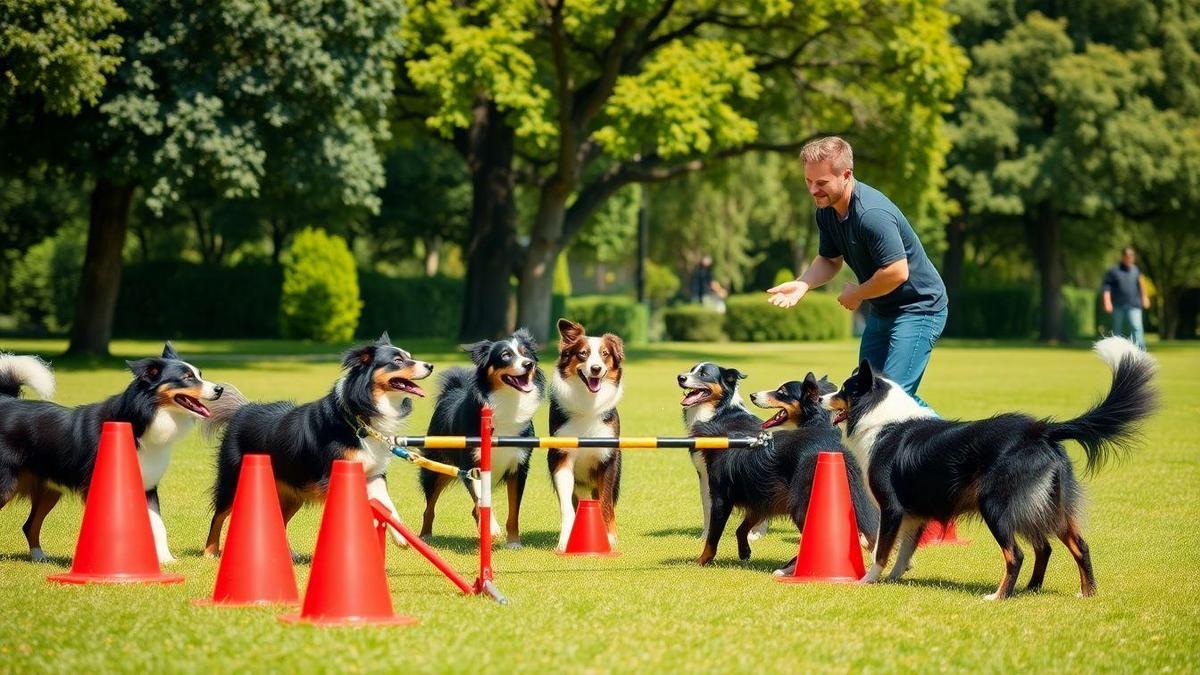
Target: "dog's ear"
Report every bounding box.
[377,331,392,345]
[461,340,492,366]
[601,333,624,368]
[127,358,163,381]
[721,367,747,387]
[854,359,875,387]
[513,328,539,361]
[557,319,583,343]
[342,342,377,369]
[802,372,820,400]
[161,342,179,360]
[817,374,837,395]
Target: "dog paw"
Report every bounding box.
[504,540,523,550]
[158,554,179,565]
[202,549,220,559]
[747,529,767,543]
[982,592,1001,601]
[29,548,48,563]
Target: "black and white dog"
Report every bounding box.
[420,329,544,547]
[0,345,223,563]
[825,336,1157,599]
[203,333,432,556]
[679,363,878,569]
[549,319,624,552]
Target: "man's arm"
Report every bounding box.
[1139,277,1150,309]
[1103,290,1114,314]
[845,258,909,304]
[767,255,842,308]
[1102,268,1115,313]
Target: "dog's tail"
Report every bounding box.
[201,383,250,443]
[1044,337,1158,473]
[0,353,55,400]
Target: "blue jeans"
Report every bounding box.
[859,307,948,410]
[1112,306,1146,349]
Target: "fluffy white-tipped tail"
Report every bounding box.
[1093,336,1155,374]
[0,353,55,400]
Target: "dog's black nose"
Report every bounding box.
[522,360,533,369]
[677,374,687,385]
[213,385,224,399]
[426,362,434,371]
[590,365,601,375]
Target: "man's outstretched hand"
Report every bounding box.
[767,280,808,308]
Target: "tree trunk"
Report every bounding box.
[269,218,287,265]
[942,218,966,302]
[424,234,442,277]
[1026,204,1064,342]
[516,181,572,343]
[66,178,135,357]
[459,101,519,341]
[1159,286,1178,340]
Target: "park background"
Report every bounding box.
[1,1,1199,672]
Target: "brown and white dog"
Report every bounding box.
[548,319,624,551]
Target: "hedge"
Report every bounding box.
[945,286,1098,340]
[114,262,283,338]
[563,294,649,344]
[357,273,464,339]
[279,228,361,342]
[661,305,727,341]
[723,293,850,341]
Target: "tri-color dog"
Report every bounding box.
[0,344,223,563]
[825,336,1157,598]
[548,318,624,551]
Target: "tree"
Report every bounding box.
[398,0,966,341]
[946,1,1200,341]
[3,0,402,355]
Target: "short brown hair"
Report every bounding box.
[800,136,854,173]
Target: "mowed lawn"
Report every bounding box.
[0,337,1197,673]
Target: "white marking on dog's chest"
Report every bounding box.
[138,409,195,490]
[475,385,540,480]
[357,414,406,478]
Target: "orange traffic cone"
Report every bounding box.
[777,452,866,583]
[48,422,183,585]
[195,455,298,607]
[279,461,416,626]
[558,499,619,557]
[919,519,970,546]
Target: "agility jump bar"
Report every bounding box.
[388,435,767,450]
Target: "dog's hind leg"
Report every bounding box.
[886,516,925,582]
[735,512,761,561]
[864,505,903,583]
[1058,519,1096,597]
[419,471,452,541]
[145,488,176,563]
[204,508,231,558]
[23,481,61,562]
[698,493,734,565]
[1026,536,1051,592]
[597,452,621,548]
[980,500,1023,600]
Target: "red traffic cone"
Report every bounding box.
[195,455,298,607]
[558,499,619,557]
[48,422,183,585]
[778,452,865,584]
[919,519,970,546]
[279,461,416,626]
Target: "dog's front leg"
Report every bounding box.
[145,488,176,564]
[691,451,711,540]
[366,474,409,549]
[698,493,733,566]
[550,451,576,552]
[862,506,903,583]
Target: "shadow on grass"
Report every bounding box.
[646,526,703,538]
[658,555,789,573]
[418,529,560,555]
[0,551,71,567]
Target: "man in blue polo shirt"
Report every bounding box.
[767,136,948,408]
[1102,247,1150,349]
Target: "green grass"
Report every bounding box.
[1,338,1197,672]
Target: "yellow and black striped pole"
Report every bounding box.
[389,435,767,450]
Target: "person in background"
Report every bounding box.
[690,255,728,312]
[1102,246,1151,350]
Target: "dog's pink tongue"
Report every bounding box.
[586,377,601,393]
[762,410,787,429]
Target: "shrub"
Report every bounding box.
[662,305,727,341]
[357,273,463,339]
[10,230,85,333]
[563,294,649,344]
[279,228,361,342]
[723,293,850,341]
[644,260,681,306]
[114,263,282,338]
[945,286,1098,340]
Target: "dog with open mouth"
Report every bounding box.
[419,328,545,547]
[548,318,624,552]
[203,333,432,557]
[0,344,224,563]
[749,374,838,430]
[679,363,877,570]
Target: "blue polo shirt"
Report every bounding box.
[816,180,947,317]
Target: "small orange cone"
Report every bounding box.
[279,461,416,626]
[919,519,970,546]
[558,499,619,557]
[48,422,183,585]
[778,452,865,583]
[195,455,298,607]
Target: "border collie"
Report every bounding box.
[678,363,877,569]
[0,344,223,563]
[548,318,624,552]
[749,374,837,430]
[203,333,432,556]
[420,328,544,548]
[826,336,1157,599]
